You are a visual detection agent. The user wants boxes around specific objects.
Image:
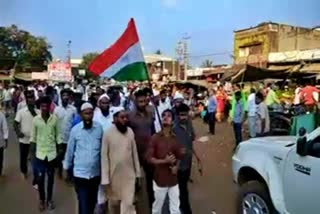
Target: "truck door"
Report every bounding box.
[283,142,320,214]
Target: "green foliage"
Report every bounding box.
[79,52,100,80]
[200,59,214,68]
[0,25,52,71]
[155,49,162,55]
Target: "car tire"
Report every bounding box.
[237,180,277,214]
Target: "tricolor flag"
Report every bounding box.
[88,18,148,81]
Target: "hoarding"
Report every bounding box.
[48,62,72,82]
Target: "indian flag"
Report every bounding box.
[88,18,148,81]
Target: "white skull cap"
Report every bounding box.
[80,102,93,111]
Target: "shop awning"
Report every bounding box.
[14,72,32,81]
[300,63,320,73]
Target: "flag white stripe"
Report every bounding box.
[100,42,144,77]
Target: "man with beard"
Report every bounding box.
[158,90,171,114]
[101,107,141,214]
[53,89,76,179]
[173,103,202,214]
[93,94,113,214]
[128,89,155,213]
[14,90,40,183]
[64,103,103,214]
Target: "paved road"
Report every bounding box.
[0,119,237,214]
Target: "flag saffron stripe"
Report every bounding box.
[88,18,139,75]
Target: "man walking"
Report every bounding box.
[30,96,62,211]
[14,90,39,180]
[146,109,185,214]
[101,107,141,214]
[173,103,202,214]
[128,89,155,212]
[0,108,8,177]
[64,102,103,214]
[53,89,76,179]
[231,91,245,146]
[247,88,257,138]
[207,89,217,135]
[255,92,270,136]
[93,94,113,214]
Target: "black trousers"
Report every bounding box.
[19,143,30,175]
[0,147,3,175]
[35,158,56,202]
[57,144,67,177]
[208,112,216,134]
[178,169,192,214]
[74,176,100,214]
[142,161,155,212]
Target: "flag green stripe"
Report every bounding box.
[111,62,148,81]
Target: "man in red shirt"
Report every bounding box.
[300,83,319,112]
[146,109,185,214]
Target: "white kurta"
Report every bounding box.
[101,125,141,214]
[94,107,114,204]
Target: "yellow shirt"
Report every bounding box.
[30,114,62,161]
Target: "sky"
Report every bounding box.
[1,0,320,66]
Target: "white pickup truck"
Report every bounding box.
[232,127,320,214]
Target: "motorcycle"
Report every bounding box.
[269,103,306,136]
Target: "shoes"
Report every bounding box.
[39,201,46,212]
[47,200,56,210]
[95,203,107,214]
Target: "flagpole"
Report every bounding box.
[130,18,163,130]
[143,62,163,130]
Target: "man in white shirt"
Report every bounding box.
[0,109,8,176]
[255,92,270,136]
[53,89,76,179]
[14,90,40,181]
[93,94,113,214]
[154,90,172,133]
[247,88,257,138]
[3,85,12,115]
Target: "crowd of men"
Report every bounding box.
[0,81,203,214]
[0,79,318,214]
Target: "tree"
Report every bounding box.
[155,49,162,55]
[201,59,214,68]
[0,25,52,72]
[79,52,100,79]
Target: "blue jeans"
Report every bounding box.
[233,123,242,146]
[74,176,100,214]
[248,116,256,138]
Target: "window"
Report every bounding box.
[239,43,262,57]
[239,47,249,57]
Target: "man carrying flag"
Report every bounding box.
[88,18,157,213]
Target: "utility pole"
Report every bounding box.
[176,34,190,81]
[182,38,189,81]
[67,40,72,64]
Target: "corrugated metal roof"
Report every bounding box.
[268,49,320,63]
[144,54,175,63]
[301,63,320,73]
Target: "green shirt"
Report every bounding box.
[30,114,62,161]
[266,89,279,106]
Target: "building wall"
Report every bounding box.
[234,23,320,67]
[234,24,272,66]
[278,25,320,52]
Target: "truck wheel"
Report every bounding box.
[237,180,277,214]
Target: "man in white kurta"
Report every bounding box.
[94,94,113,213]
[101,108,141,214]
